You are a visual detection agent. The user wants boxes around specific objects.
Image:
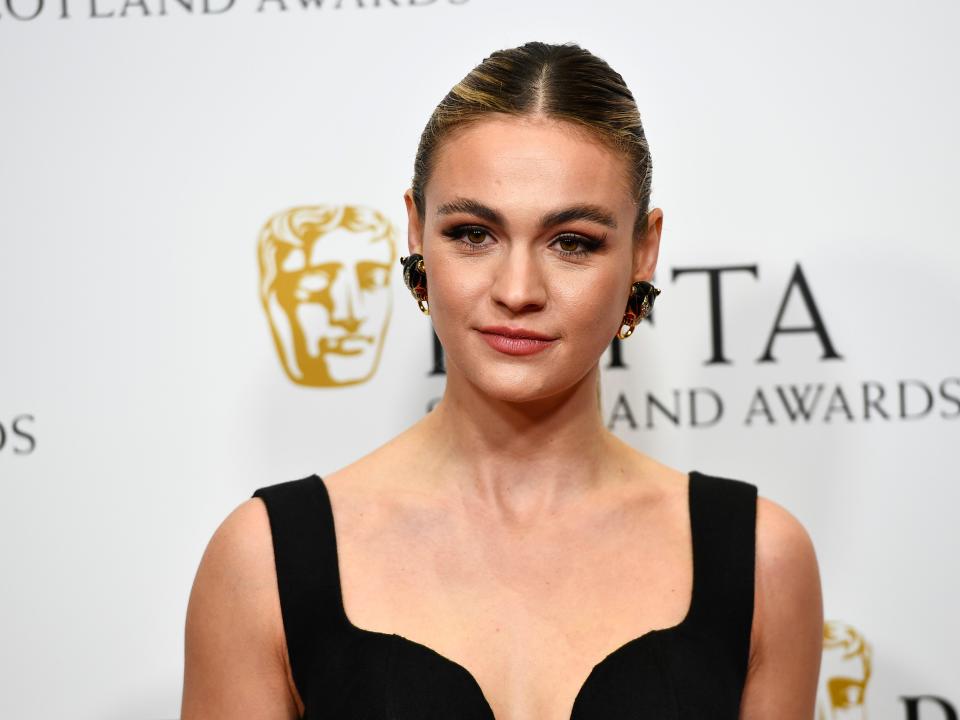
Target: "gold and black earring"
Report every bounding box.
[400,253,429,315]
[617,280,661,339]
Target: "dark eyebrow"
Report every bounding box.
[436,198,618,230]
[436,198,504,225]
[540,204,618,230]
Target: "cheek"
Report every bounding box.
[426,257,486,315]
[555,278,625,341]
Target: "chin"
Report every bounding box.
[462,360,586,405]
[481,378,557,404]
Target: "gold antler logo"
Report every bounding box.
[817,620,873,719]
[257,204,397,387]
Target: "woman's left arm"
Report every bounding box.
[739,496,824,719]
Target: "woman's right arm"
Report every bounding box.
[180,498,303,720]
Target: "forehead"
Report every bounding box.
[427,115,635,221]
[307,227,392,265]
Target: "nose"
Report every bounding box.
[489,245,548,314]
[328,270,362,333]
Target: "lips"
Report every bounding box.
[476,326,557,356]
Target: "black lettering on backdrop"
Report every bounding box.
[901,696,958,720]
[742,380,956,425]
[4,0,43,19]
[606,336,626,369]
[744,388,775,425]
[12,415,36,454]
[89,0,114,17]
[900,379,934,420]
[605,390,723,430]
[0,415,36,455]
[776,383,825,422]
[938,378,960,419]
[255,0,443,8]
[158,0,192,13]
[671,264,758,365]
[120,0,148,16]
[689,387,723,427]
[607,393,637,430]
[758,263,842,363]
[757,263,843,362]
[0,0,464,20]
[823,384,855,422]
[863,380,891,420]
[646,390,681,428]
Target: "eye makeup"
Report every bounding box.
[440,224,607,259]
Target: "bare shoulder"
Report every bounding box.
[181,497,300,720]
[754,495,822,611]
[190,497,281,613]
[738,494,823,719]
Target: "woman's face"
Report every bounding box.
[404,114,661,403]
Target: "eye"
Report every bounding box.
[556,236,583,253]
[551,233,603,258]
[465,227,488,244]
[441,224,493,251]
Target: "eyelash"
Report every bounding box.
[440,224,605,258]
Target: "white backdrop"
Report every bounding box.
[1,1,958,718]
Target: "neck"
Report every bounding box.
[418,362,619,519]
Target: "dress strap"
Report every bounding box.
[251,473,340,703]
[685,470,758,682]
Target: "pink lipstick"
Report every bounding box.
[476,326,557,356]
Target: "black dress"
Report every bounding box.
[251,470,757,719]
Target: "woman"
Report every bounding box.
[181,41,823,719]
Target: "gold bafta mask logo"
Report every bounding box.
[816,620,873,719]
[258,205,397,387]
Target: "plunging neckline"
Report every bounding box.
[315,471,699,719]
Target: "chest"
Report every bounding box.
[333,503,693,720]
[252,470,757,720]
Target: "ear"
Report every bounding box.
[403,188,424,256]
[633,207,663,283]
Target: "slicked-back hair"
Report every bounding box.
[411,41,653,238]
